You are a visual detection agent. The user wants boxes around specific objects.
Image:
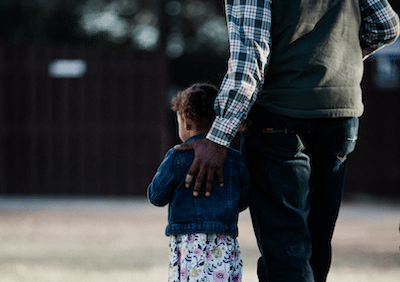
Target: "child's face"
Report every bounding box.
[177,113,191,142]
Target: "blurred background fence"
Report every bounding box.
[346,43,400,198]
[0,45,169,196]
[0,0,399,198]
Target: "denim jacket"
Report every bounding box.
[148,134,251,237]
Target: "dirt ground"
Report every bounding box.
[0,196,399,282]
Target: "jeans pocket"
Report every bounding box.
[262,128,305,158]
[330,117,359,163]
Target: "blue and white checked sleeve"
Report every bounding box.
[206,0,272,147]
[360,0,399,58]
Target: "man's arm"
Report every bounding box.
[207,0,272,147]
[176,0,272,196]
[360,0,400,59]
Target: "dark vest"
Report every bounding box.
[258,0,364,118]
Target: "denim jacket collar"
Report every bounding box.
[182,134,206,145]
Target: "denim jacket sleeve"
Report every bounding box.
[148,148,180,206]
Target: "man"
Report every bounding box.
[176,0,399,281]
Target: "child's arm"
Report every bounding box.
[148,148,180,206]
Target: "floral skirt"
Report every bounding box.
[168,233,243,282]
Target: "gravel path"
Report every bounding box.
[0,196,398,282]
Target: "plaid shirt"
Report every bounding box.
[206,0,400,147]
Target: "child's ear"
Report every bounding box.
[186,123,192,130]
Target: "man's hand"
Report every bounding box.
[175,138,227,197]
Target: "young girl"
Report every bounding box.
[148,83,250,282]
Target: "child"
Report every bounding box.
[148,83,251,282]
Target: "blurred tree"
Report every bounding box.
[0,0,398,55]
[0,0,84,45]
[0,0,228,57]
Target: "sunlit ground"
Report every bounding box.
[0,196,398,282]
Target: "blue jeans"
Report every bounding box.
[241,106,359,282]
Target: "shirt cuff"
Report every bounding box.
[206,116,241,147]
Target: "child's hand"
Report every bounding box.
[175,139,227,197]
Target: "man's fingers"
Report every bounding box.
[216,169,224,187]
[177,138,227,197]
[193,168,206,197]
[175,142,194,151]
[185,174,194,188]
[184,158,200,188]
[204,172,214,197]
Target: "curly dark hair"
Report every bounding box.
[171,83,218,130]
